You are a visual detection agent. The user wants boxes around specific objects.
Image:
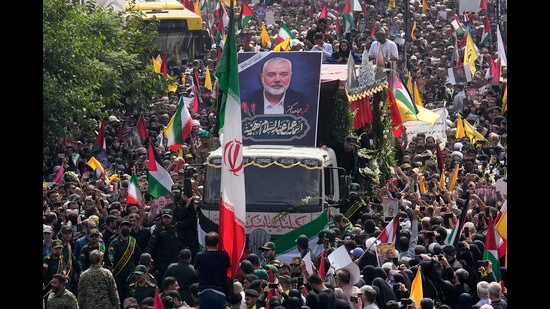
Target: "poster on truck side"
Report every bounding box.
[237,51,322,147]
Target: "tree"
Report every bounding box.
[43,0,168,148]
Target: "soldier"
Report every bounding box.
[77,249,120,309]
[126,264,157,305]
[43,239,66,306]
[108,220,143,307]
[46,274,79,309]
[173,190,200,263]
[58,225,81,295]
[78,228,105,271]
[145,208,181,284]
[164,248,198,306]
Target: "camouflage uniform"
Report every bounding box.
[77,264,120,309]
[46,288,79,309]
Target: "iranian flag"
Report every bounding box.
[164,96,194,149]
[127,172,144,209]
[450,14,464,36]
[277,22,295,43]
[484,215,500,281]
[241,2,254,30]
[342,0,355,33]
[378,213,401,244]
[147,140,174,198]
[273,209,330,264]
[481,15,491,46]
[215,1,246,279]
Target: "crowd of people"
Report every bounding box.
[43,0,507,308]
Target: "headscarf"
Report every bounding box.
[371,277,397,309]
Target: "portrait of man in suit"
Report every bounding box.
[242,57,309,117]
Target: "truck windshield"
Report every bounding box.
[202,164,323,213]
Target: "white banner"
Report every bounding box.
[403,107,448,148]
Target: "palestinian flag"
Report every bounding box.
[273,209,330,264]
[127,172,144,209]
[241,2,255,30]
[484,215,500,281]
[276,22,294,43]
[147,140,174,198]
[481,15,491,46]
[342,0,355,33]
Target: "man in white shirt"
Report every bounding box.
[368,29,399,62]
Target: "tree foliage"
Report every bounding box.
[43,0,168,147]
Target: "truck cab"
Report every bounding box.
[199,144,348,248]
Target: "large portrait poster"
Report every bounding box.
[237,52,322,146]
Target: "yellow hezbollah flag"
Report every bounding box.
[455,114,465,138]
[261,24,271,48]
[463,117,487,144]
[439,168,446,190]
[152,55,161,73]
[413,81,424,107]
[418,173,427,194]
[406,72,413,94]
[87,156,106,179]
[204,67,213,91]
[411,21,417,41]
[464,32,478,76]
[273,37,290,51]
[410,265,423,305]
[447,163,460,190]
[501,83,507,114]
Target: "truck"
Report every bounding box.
[197,53,354,251]
[199,144,349,251]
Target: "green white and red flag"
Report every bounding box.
[277,22,295,43]
[127,172,144,209]
[147,140,174,198]
[215,1,246,279]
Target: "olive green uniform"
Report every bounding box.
[108,235,142,303]
[145,223,181,284]
[126,280,157,305]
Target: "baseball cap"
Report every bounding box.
[134,264,148,275]
[43,226,53,234]
[53,239,64,248]
[171,183,182,193]
[162,209,173,217]
[140,253,153,265]
[259,242,276,251]
[89,228,100,236]
[350,247,364,258]
[295,235,309,247]
[61,225,73,233]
